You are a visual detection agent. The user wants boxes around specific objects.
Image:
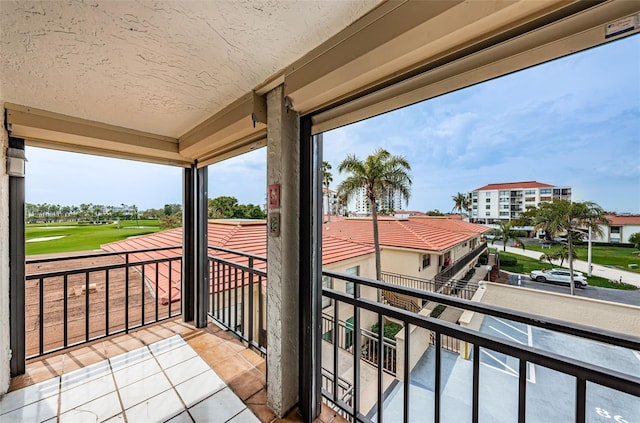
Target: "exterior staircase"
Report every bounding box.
[381,289,421,313]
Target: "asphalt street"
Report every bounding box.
[504,273,640,306]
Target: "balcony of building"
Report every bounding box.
[4,247,344,422]
[3,1,640,422]
[4,244,638,423]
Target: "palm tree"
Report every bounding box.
[492,220,523,252]
[533,200,607,295]
[322,161,333,222]
[451,192,470,220]
[132,204,139,226]
[337,148,411,280]
[582,202,609,276]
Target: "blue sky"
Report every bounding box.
[26,35,640,213]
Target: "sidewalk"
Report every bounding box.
[493,244,640,288]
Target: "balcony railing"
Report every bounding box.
[207,246,267,355]
[382,271,478,301]
[435,242,487,289]
[24,244,269,360]
[25,246,183,358]
[322,313,397,376]
[320,270,639,423]
[24,244,639,423]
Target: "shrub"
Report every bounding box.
[499,255,518,266]
[370,322,403,339]
[478,255,488,265]
[430,304,447,318]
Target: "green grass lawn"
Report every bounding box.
[26,220,162,256]
[524,243,640,273]
[498,251,637,290]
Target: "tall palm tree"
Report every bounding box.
[322,161,333,222]
[492,220,523,252]
[533,200,608,295]
[337,148,412,280]
[582,202,609,276]
[451,192,470,220]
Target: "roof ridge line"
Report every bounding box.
[218,222,243,247]
[396,220,436,250]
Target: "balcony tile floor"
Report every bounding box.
[2,318,346,423]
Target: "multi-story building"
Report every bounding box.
[322,187,338,218]
[594,214,640,244]
[469,181,571,224]
[349,186,405,216]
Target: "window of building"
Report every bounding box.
[485,212,490,216]
[540,196,552,202]
[345,265,359,295]
[486,205,491,209]
[540,189,552,194]
[501,204,509,209]
[322,276,332,308]
[500,211,509,216]
[472,192,478,197]
[422,254,431,268]
[499,190,509,196]
[524,190,536,195]
[525,196,535,202]
[486,198,491,203]
[611,227,620,234]
[473,198,477,203]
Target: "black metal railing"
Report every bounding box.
[382,271,478,301]
[435,242,487,289]
[321,313,397,376]
[207,246,267,355]
[320,269,640,423]
[25,246,183,359]
[322,367,354,421]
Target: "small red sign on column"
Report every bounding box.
[268,184,280,209]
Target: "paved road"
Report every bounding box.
[492,242,640,288]
[504,273,640,306]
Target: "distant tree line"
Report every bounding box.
[157,197,266,230]
[27,195,266,228]
[26,203,141,225]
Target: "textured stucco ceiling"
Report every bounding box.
[0,0,379,137]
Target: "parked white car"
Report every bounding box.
[529,269,588,288]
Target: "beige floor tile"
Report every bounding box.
[210,355,253,383]
[239,349,265,367]
[227,368,265,401]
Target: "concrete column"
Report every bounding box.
[266,85,300,416]
[0,103,10,394]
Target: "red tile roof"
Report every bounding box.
[102,220,374,303]
[323,217,488,252]
[408,216,491,236]
[473,181,555,191]
[606,215,640,225]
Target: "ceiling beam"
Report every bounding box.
[178,92,267,160]
[5,103,190,166]
[284,0,576,114]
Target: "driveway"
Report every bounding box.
[504,273,640,306]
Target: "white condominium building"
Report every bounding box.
[349,186,405,216]
[469,181,571,224]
